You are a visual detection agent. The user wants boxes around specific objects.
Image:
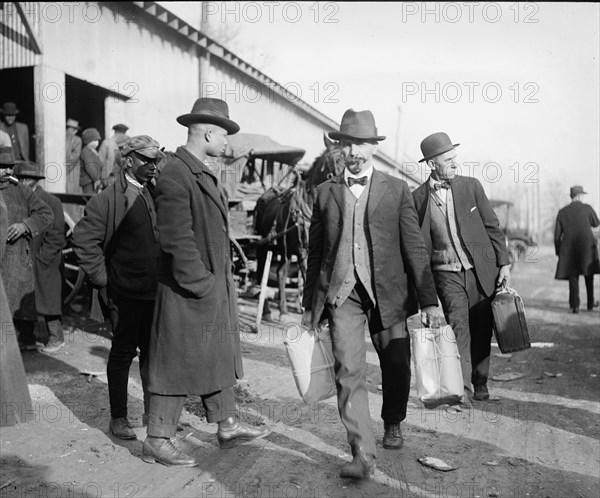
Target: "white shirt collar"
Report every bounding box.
[125,172,144,189]
[344,164,374,183]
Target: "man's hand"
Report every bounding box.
[301,310,313,329]
[6,222,28,243]
[496,264,511,287]
[421,305,444,327]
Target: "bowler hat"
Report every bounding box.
[66,118,81,130]
[1,102,20,115]
[112,123,129,133]
[120,135,166,159]
[82,128,101,146]
[328,109,386,142]
[176,98,240,134]
[13,161,45,179]
[419,132,460,163]
[0,146,16,166]
[570,185,587,198]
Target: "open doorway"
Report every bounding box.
[65,75,106,141]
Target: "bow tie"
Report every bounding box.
[348,176,368,187]
[432,180,451,191]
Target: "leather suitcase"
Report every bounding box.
[491,286,531,353]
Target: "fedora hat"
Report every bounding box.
[570,185,587,198]
[419,132,460,163]
[328,109,386,142]
[1,102,20,115]
[176,98,240,135]
[66,118,81,130]
[0,146,16,166]
[13,160,45,179]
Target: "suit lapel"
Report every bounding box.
[329,175,345,214]
[367,170,388,218]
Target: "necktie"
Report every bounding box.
[433,180,451,191]
[348,176,368,187]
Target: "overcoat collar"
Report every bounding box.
[175,146,228,221]
[328,167,388,217]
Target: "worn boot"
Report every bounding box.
[339,451,376,479]
[382,422,404,450]
[109,417,136,440]
[473,384,490,401]
[216,417,271,449]
[142,437,198,467]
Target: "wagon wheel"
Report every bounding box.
[62,211,86,305]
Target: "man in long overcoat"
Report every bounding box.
[301,109,442,479]
[0,103,29,161]
[554,185,600,313]
[0,147,53,350]
[143,98,270,467]
[14,161,66,353]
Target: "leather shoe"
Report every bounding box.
[382,423,404,450]
[339,452,376,479]
[473,385,490,401]
[109,417,136,440]
[587,301,599,311]
[217,417,271,449]
[571,307,579,314]
[142,437,198,467]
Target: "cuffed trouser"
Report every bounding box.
[433,269,493,391]
[326,283,411,458]
[105,291,154,419]
[568,275,595,310]
[44,316,64,343]
[147,387,237,439]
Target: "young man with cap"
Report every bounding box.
[0,102,29,161]
[554,185,600,313]
[99,124,130,188]
[301,109,441,479]
[0,147,53,351]
[73,135,165,440]
[13,161,66,353]
[143,98,270,467]
[412,132,511,403]
[65,119,82,193]
[79,128,104,194]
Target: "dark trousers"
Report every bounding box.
[14,319,36,346]
[106,290,154,419]
[434,269,493,391]
[568,275,595,310]
[146,387,237,438]
[326,284,411,458]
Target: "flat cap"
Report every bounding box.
[120,135,165,159]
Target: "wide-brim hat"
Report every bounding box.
[120,135,166,159]
[419,132,460,163]
[570,185,587,197]
[0,146,16,165]
[176,98,240,135]
[13,160,45,179]
[1,102,19,115]
[66,118,80,130]
[328,109,386,142]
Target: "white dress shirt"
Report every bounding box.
[344,165,374,198]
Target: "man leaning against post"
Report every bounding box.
[301,109,442,480]
[73,135,165,440]
[412,132,511,403]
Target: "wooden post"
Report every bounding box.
[255,250,273,330]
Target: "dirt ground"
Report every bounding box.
[1,244,599,498]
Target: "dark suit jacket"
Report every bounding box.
[302,169,438,329]
[0,121,29,160]
[412,175,510,297]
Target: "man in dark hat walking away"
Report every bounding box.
[142,98,270,467]
[301,109,441,479]
[0,102,30,161]
[73,135,165,440]
[99,124,130,188]
[554,185,600,313]
[0,147,53,351]
[13,161,66,353]
[412,132,511,404]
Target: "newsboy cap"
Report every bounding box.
[120,135,166,159]
[112,123,129,133]
[570,185,587,198]
[13,160,45,179]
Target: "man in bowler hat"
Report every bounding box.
[301,109,441,479]
[143,98,270,467]
[554,185,600,313]
[412,132,511,402]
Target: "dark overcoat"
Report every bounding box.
[302,169,439,329]
[31,187,65,315]
[412,175,510,297]
[147,146,243,395]
[0,181,53,319]
[554,200,600,279]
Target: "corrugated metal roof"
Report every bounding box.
[0,2,40,68]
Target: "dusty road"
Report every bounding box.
[1,244,599,497]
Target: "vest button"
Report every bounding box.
[354,263,360,268]
[336,295,341,299]
[344,279,350,284]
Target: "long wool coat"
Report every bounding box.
[0,181,53,320]
[147,146,243,395]
[554,200,600,279]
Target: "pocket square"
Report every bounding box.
[470,206,477,213]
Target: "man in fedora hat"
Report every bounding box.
[0,147,53,351]
[412,132,511,403]
[65,119,82,190]
[73,135,165,440]
[142,98,270,467]
[99,123,130,188]
[301,109,441,479]
[13,161,66,353]
[1,102,30,161]
[554,185,600,313]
